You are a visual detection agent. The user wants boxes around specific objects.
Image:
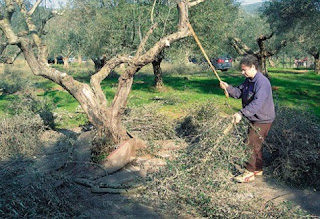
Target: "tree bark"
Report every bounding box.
[314,54,320,74]
[78,55,82,65]
[152,50,164,89]
[92,56,107,72]
[309,48,320,74]
[63,56,69,68]
[258,54,268,78]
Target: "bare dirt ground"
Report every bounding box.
[3,129,319,218]
[241,177,320,217]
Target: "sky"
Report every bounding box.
[239,0,264,5]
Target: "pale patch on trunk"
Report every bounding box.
[315,58,320,74]
[63,57,69,68]
[78,56,82,65]
[102,138,146,174]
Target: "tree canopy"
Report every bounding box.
[263,0,320,73]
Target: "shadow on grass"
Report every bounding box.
[270,76,320,116]
[132,73,234,96]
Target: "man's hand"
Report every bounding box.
[220,81,229,90]
[233,112,242,124]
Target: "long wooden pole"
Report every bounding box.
[187,22,229,98]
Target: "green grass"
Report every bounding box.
[268,68,320,117]
[0,63,319,128]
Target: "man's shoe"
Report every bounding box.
[234,170,255,183]
[254,171,263,176]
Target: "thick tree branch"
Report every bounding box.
[90,56,132,107]
[269,40,287,56]
[110,0,192,123]
[229,37,254,55]
[19,40,105,128]
[0,19,19,45]
[257,32,274,41]
[135,22,158,57]
[39,11,59,37]
[3,0,15,21]
[150,0,157,24]
[15,0,48,63]
[188,0,206,7]
[28,0,43,16]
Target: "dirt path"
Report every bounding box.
[241,176,320,217]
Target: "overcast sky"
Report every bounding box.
[240,0,264,5]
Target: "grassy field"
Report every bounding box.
[0,61,319,128]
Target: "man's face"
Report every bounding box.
[241,64,257,79]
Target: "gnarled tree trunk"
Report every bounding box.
[77,55,82,65]
[152,50,164,89]
[315,56,320,74]
[309,48,320,74]
[63,56,69,68]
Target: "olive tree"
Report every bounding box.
[263,0,320,74]
[0,0,207,164]
[228,11,286,76]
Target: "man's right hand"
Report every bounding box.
[233,112,242,124]
[220,81,229,90]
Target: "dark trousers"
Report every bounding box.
[245,123,272,172]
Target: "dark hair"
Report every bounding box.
[240,55,260,70]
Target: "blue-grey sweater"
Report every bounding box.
[226,72,275,123]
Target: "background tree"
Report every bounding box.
[56,0,155,71]
[45,7,84,68]
[152,0,239,88]
[263,0,320,74]
[228,10,286,76]
[177,0,239,62]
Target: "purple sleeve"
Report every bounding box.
[226,83,244,99]
[240,80,271,117]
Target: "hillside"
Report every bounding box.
[241,2,264,14]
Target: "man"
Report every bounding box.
[220,55,275,183]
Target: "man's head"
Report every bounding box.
[240,55,259,79]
